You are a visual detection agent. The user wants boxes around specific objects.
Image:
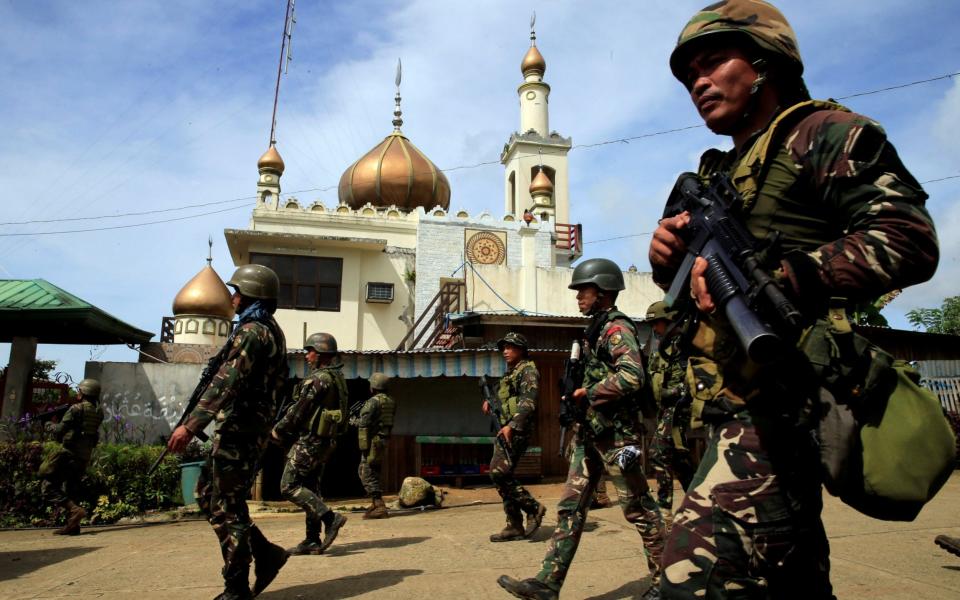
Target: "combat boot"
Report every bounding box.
[490,515,525,542]
[249,525,289,596]
[496,575,558,600]
[365,497,389,520]
[640,582,662,599]
[935,534,960,557]
[524,504,546,537]
[287,514,323,555]
[214,563,252,600]
[319,511,348,553]
[54,503,86,536]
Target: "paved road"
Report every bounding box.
[2,475,960,599]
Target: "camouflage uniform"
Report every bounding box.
[40,397,104,512]
[536,308,665,591]
[186,314,287,595]
[357,390,397,497]
[489,358,542,525]
[657,3,939,598]
[275,362,348,541]
[647,338,695,516]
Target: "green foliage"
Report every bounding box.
[0,442,182,528]
[907,296,960,335]
[30,359,58,381]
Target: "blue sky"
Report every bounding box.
[1,0,958,382]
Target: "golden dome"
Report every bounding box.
[172,264,234,320]
[338,132,451,211]
[521,45,546,76]
[530,168,554,196]
[258,145,285,175]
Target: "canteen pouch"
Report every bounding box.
[316,409,343,438]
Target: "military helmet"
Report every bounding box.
[77,378,101,399]
[568,258,625,292]
[369,372,391,391]
[304,332,338,354]
[497,331,529,351]
[669,0,803,83]
[645,300,676,321]
[227,264,279,301]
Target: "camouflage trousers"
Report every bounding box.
[280,435,336,535]
[536,434,665,592]
[196,433,266,582]
[660,413,834,599]
[650,404,695,512]
[40,451,87,508]
[489,433,540,520]
[358,442,386,497]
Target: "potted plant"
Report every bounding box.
[179,439,211,506]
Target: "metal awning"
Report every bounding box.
[0,279,152,344]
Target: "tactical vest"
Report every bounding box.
[583,309,636,388]
[497,359,535,426]
[62,400,104,461]
[306,365,349,438]
[687,99,852,429]
[371,392,397,437]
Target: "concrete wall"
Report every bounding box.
[85,361,204,444]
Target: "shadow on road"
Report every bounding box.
[583,577,654,600]
[259,569,424,598]
[323,536,430,557]
[0,547,101,582]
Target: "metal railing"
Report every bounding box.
[555,223,583,255]
[395,280,465,350]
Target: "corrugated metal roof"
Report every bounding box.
[0,280,91,310]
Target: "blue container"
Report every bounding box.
[180,461,205,506]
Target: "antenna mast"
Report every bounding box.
[269,0,297,147]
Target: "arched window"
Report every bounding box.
[508,171,517,215]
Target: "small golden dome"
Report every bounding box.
[530,169,554,196]
[521,45,546,76]
[258,145,285,175]
[172,265,234,320]
[338,132,451,211]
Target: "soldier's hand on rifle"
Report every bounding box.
[649,212,691,275]
[167,425,194,454]
[499,424,513,445]
[481,400,491,415]
[690,256,716,314]
[269,429,284,447]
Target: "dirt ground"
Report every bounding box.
[2,475,960,599]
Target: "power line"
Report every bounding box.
[4,71,957,236]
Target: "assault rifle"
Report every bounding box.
[662,172,803,364]
[479,375,512,467]
[557,340,584,457]
[147,357,217,475]
[348,399,365,427]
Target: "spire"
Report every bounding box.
[207,235,213,266]
[392,58,403,132]
[521,11,546,76]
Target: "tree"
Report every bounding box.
[31,359,58,381]
[906,296,960,335]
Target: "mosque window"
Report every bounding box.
[509,171,517,214]
[250,253,342,311]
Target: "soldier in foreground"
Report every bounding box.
[272,332,349,554]
[650,1,938,597]
[356,372,397,519]
[498,259,665,600]
[644,301,694,531]
[166,264,290,600]
[39,378,104,536]
[484,332,546,542]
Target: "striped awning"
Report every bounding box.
[338,349,506,379]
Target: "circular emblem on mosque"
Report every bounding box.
[466,231,506,265]
[525,90,537,100]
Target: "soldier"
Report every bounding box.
[498,259,665,600]
[644,301,695,530]
[39,378,105,536]
[167,264,290,600]
[650,1,938,598]
[271,332,349,555]
[356,372,397,519]
[485,332,546,542]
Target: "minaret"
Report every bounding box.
[500,12,571,225]
[172,239,235,346]
[256,144,284,209]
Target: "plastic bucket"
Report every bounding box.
[180,461,205,506]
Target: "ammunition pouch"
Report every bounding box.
[358,427,369,451]
[315,409,343,438]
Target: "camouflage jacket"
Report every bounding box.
[358,392,397,440]
[54,399,104,462]
[274,363,348,440]
[647,337,687,408]
[581,308,645,444]
[185,318,287,437]
[497,358,539,432]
